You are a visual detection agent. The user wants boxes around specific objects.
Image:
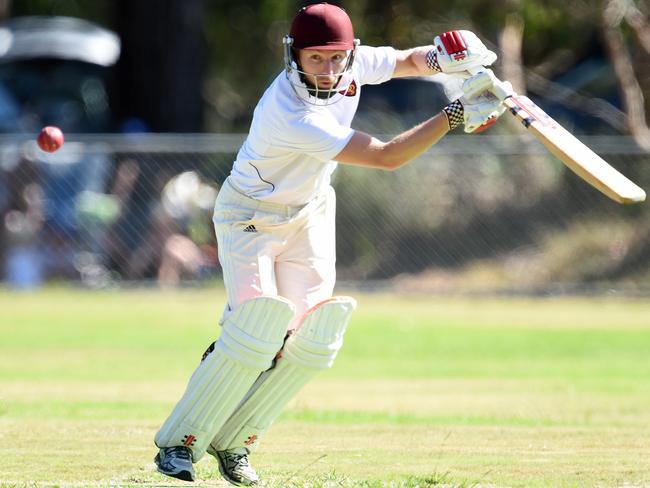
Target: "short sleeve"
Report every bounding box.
[355,45,397,86]
[289,114,355,162]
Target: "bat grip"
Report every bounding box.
[467,66,515,101]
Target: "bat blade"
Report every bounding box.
[503,95,646,204]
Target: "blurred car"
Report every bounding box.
[0,15,120,133]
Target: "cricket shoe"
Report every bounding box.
[154,446,195,482]
[208,446,259,486]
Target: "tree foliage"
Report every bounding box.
[7,0,650,135]
[198,0,649,136]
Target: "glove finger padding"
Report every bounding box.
[461,69,498,99]
[433,30,497,75]
[460,91,507,133]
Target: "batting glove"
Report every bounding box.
[443,82,511,133]
[461,91,508,133]
[427,30,497,78]
[461,69,500,99]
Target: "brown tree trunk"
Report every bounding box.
[602,0,650,149]
[0,0,11,20]
[499,12,526,95]
[624,1,650,55]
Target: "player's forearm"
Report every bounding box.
[335,112,450,170]
[380,112,450,168]
[393,46,436,78]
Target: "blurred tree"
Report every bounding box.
[199,0,616,130]
[9,0,110,25]
[112,0,205,132]
[201,0,299,131]
[625,1,650,54]
[0,0,10,20]
[499,12,525,94]
[602,0,650,149]
[9,0,650,137]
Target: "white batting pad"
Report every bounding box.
[154,295,294,461]
[210,296,356,453]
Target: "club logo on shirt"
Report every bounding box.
[339,80,357,97]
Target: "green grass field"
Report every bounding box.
[1,288,649,487]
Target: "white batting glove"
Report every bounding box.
[461,91,507,133]
[427,30,497,78]
[461,68,499,99]
[442,82,511,133]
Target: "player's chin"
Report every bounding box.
[304,79,331,91]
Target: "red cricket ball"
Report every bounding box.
[37,126,65,152]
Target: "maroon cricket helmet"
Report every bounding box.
[290,3,355,50]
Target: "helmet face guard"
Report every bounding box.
[284,3,359,106]
[283,35,359,106]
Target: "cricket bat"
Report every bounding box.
[472,69,646,204]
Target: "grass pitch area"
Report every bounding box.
[1,288,649,487]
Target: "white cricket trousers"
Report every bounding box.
[213,177,336,328]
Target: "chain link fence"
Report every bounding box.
[1,133,649,294]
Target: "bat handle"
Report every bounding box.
[467,66,515,101]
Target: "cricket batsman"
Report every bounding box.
[154,3,509,485]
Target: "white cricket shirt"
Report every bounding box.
[228,45,397,206]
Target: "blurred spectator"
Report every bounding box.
[124,170,219,286]
[1,143,114,288]
[100,158,141,278]
[1,157,44,288]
